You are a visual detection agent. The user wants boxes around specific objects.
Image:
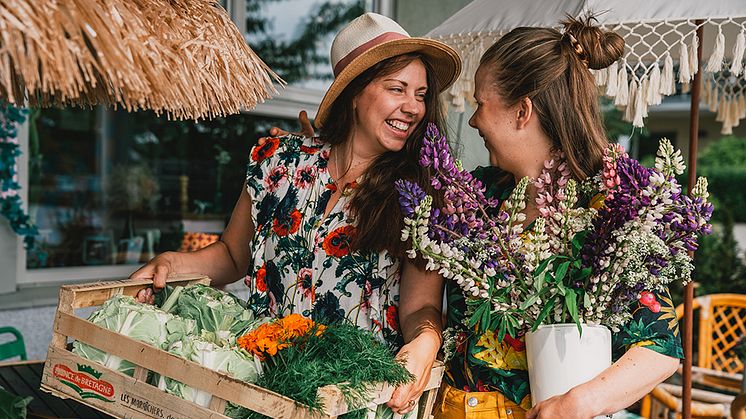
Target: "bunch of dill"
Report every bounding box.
[227,322,413,419]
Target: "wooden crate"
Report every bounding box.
[40,275,445,419]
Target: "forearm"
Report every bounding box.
[572,346,679,416]
[159,240,247,287]
[400,305,443,351]
[397,261,445,357]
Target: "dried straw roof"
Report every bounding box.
[0,0,284,120]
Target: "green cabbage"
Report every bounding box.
[156,336,261,407]
[72,295,195,376]
[160,284,256,341]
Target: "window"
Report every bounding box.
[25,108,295,273]
[9,0,378,288]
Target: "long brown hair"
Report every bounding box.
[320,53,445,256]
[479,16,624,180]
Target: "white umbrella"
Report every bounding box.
[429,0,746,133]
[428,2,746,418]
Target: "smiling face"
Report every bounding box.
[469,65,553,178]
[469,66,520,170]
[351,59,427,157]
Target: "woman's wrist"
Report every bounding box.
[567,382,604,417]
[406,330,441,361]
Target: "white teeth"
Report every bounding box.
[386,120,410,131]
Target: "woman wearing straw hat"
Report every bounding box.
[132,12,460,416]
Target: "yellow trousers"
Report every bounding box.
[434,383,527,419]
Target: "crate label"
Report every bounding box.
[53,363,115,402]
[119,391,188,419]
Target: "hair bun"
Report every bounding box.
[562,15,624,70]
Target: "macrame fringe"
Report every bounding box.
[647,64,661,106]
[679,41,691,83]
[624,79,637,123]
[716,94,727,122]
[731,31,746,76]
[660,53,675,95]
[739,93,746,119]
[594,67,608,86]
[701,77,712,107]
[605,61,618,97]
[689,33,699,76]
[634,76,648,127]
[705,30,726,73]
[731,97,740,128]
[615,64,629,107]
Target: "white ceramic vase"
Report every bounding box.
[525,323,612,409]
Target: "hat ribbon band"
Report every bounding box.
[333,32,408,77]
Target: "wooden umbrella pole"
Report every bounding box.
[683,20,704,419]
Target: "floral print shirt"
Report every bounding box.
[443,166,684,409]
[244,135,404,350]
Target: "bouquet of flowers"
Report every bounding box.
[396,124,712,341]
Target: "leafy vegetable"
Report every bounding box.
[73,295,195,376]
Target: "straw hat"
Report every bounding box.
[315,13,461,129]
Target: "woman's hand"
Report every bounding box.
[129,251,181,303]
[526,388,596,419]
[386,334,439,415]
[257,111,314,145]
[528,347,679,418]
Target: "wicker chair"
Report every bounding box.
[640,293,746,418]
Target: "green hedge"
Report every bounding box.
[697,166,746,223]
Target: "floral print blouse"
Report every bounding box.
[244,135,404,350]
[443,166,684,409]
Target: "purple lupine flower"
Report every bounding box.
[394,179,426,218]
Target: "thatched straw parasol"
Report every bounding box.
[0,0,283,120]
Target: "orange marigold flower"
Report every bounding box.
[237,314,325,359]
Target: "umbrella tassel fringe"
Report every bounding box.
[660,53,675,96]
[605,61,618,97]
[705,30,725,73]
[679,41,691,83]
[647,64,661,106]
[624,78,637,123]
[730,31,746,76]
[614,65,629,107]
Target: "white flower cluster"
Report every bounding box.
[402,195,491,300]
[654,138,686,177]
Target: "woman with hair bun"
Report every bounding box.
[435,16,681,419]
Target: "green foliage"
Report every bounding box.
[692,135,746,222]
[234,322,413,419]
[247,0,366,83]
[669,212,746,306]
[698,136,746,167]
[0,385,32,419]
[0,105,37,248]
[698,166,746,222]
